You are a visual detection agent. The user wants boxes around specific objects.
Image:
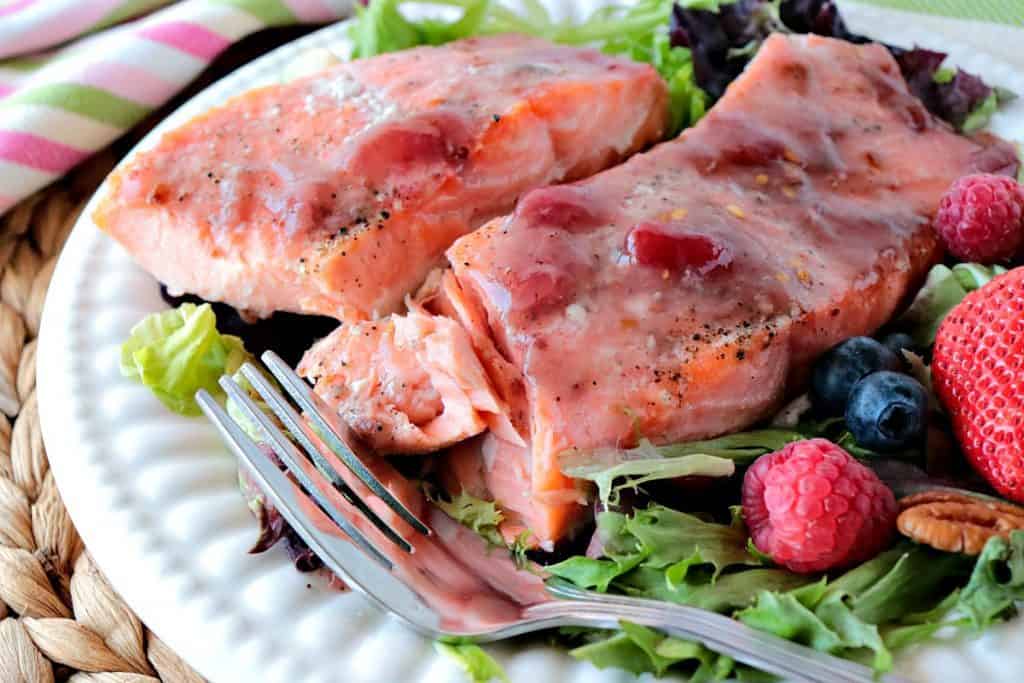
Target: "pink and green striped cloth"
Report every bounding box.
[0,0,352,215]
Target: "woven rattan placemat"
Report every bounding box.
[0,28,316,682]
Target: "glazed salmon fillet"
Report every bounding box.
[94,35,667,320]
[302,34,1018,545]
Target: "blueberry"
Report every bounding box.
[880,332,918,357]
[811,337,902,413]
[846,371,928,452]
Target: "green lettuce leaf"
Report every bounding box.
[434,642,509,683]
[569,621,735,680]
[651,429,805,462]
[120,303,250,416]
[962,87,1016,134]
[882,590,965,651]
[549,504,767,608]
[600,8,706,134]
[430,491,505,547]
[616,564,810,613]
[350,0,673,58]
[898,263,1007,346]
[559,428,802,505]
[510,530,534,569]
[546,554,646,592]
[560,444,735,505]
[224,365,284,443]
[814,592,891,671]
[738,581,846,652]
[348,0,425,58]
[591,505,760,577]
[841,545,970,625]
[569,630,660,676]
[962,91,1000,133]
[958,530,1024,629]
[736,543,972,672]
[623,506,759,574]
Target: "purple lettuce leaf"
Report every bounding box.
[893,47,995,131]
[236,444,325,573]
[670,0,781,100]
[779,0,866,43]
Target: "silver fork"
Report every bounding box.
[197,350,912,683]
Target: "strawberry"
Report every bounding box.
[933,266,1024,502]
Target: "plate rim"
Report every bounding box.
[36,5,1024,683]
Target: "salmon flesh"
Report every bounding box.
[94,35,668,320]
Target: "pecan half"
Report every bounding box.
[897,490,1024,555]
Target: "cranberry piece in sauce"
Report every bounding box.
[626,222,731,275]
[515,186,604,233]
[347,112,470,184]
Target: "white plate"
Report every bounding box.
[37,3,1024,682]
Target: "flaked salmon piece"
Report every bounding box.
[437,34,1020,544]
[440,434,586,548]
[298,298,518,454]
[94,35,668,320]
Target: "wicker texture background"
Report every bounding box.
[0,28,312,682]
[0,154,208,683]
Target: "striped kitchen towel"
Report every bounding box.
[0,0,352,216]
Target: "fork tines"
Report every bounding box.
[197,351,429,570]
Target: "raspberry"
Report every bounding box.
[933,173,1024,263]
[742,439,897,573]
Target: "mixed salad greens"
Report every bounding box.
[116,1,1024,681]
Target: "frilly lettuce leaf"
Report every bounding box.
[547,504,762,594]
[962,91,1001,134]
[120,303,250,416]
[224,365,283,443]
[615,563,810,614]
[560,441,734,505]
[349,0,674,58]
[545,554,646,593]
[737,580,848,654]
[559,429,801,506]
[899,263,1008,347]
[567,621,737,679]
[434,642,509,683]
[430,490,505,547]
[654,429,804,461]
[621,505,759,574]
[736,543,973,672]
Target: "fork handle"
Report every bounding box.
[528,581,912,683]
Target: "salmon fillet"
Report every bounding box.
[94,35,668,320]
[303,34,1019,544]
